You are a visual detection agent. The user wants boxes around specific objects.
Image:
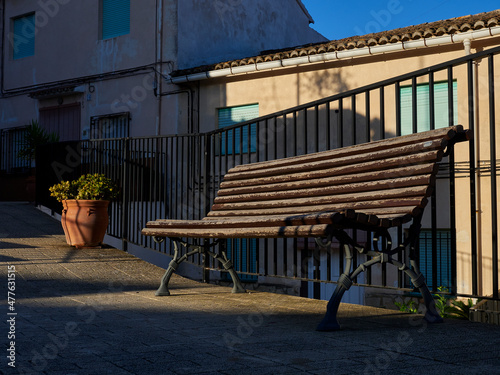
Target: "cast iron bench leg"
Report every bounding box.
[156,239,183,296]
[155,238,246,296]
[317,243,354,331]
[316,223,443,331]
[205,246,246,294]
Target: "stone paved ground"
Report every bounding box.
[1,202,500,375]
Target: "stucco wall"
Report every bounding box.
[177,0,327,70]
[3,0,157,90]
[191,36,500,298]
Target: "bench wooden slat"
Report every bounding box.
[229,126,461,174]
[212,185,432,211]
[216,164,438,196]
[146,211,349,228]
[219,151,443,189]
[214,176,434,204]
[207,197,427,218]
[142,224,335,239]
[223,139,446,182]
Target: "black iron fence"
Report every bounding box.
[0,126,30,173]
[36,45,500,302]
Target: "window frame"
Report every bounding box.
[399,80,458,135]
[217,103,259,156]
[11,13,36,60]
[416,229,452,290]
[100,0,131,40]
[89,112,130,139]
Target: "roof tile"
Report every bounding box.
[171,9,500,77]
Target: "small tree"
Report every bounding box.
[17,119,59,163]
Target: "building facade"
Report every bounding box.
[1,1,499,305]
[0,0,325,141]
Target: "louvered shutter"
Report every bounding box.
[400,81,457,135]
[13,14,35,59]
[102,0,130,39]
[218,104,258,155]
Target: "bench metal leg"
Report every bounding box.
[205,247,246,294]
[156,240,185,296]
[317,243,356,331]
[155,238,245,296]
[401,259,442,323]
[317,222,443,331]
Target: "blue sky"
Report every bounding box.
[301,0,499,40]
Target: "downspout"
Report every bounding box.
[1,0,5,96]
[465,38,483,293]
[159,89,193,133]
[155,0,163,136]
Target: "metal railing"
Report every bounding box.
[0,126,30,173]
[36,45,500,302]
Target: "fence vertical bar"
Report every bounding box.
[395,82,401,136]
[351,95,356,145]
[365,90,370,143]
[449,146,457,295]
[315,105,319,152]
[203,134,212,283]
[489,54,499,299]
[468,59,478,295]
[326,102,331,150]
[429,72,437,291]
[379,87,385,139]
[411,77,417,134]
[121,138,130,251]
[338,99,344,147]
[448,67,455,127]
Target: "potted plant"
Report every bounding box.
[49,174,119,248]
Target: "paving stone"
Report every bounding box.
[1,202,500,375]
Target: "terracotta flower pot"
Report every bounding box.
[61,200,110,248]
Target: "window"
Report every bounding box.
[400,81,458,135]
[90,113,130,139]
[0,127,30,173]
[101,0,130,39]
[418,229,452,290]
[218,104,259,280]
[218,104,258,155]
[12,14,35,59]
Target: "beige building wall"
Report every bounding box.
[192,36,500,299]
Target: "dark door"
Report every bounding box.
[39,103,81,141]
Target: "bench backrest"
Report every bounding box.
[206,126,470,228]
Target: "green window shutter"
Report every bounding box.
[418,230,452,290]
[218,104,258,155]
[13,14,35,59]
[226,239,258,282]
[218,104,259,281]
[400,81,457,135]
[102,0,130,39]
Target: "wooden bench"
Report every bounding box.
[142,125,471,331]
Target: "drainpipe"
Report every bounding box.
[1,0,5,96]
[155,0,163,136]
[465,38,483,293]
